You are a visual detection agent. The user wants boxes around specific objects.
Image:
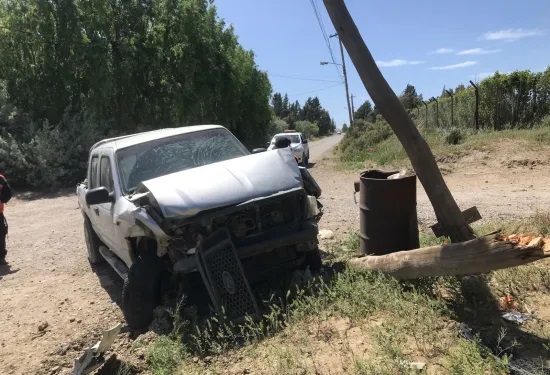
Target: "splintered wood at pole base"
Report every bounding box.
[347,233,550,280]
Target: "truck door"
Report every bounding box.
[95,153,118,252]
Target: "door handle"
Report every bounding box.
[93,207,99,215]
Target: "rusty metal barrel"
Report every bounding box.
[354,170,419,255]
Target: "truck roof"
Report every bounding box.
[90,125,226,152]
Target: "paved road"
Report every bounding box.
[308,134,343,163]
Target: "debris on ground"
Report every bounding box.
[149,306,173,335]
[38,322,49,332]
[289,269,313,289]
[70,322,122,375]
[319,229,334,239]
[498,293,519,311]
[501,312,536,325]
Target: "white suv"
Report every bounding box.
[267,131,310,166]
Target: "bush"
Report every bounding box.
[267,118,288,140]
[295,120,319,138]
[338,119,393,162]
[445,128,464,145]
[0,111,107,188]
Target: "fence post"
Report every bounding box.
[423,101,428,128]
[430,97,439,127]
[445,89,454,128]
[469,80,479,130]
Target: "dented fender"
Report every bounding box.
[130,207,170,257]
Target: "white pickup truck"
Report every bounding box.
[76,125,323,329]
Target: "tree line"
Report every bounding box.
[269,93,336,138]
[0,0,273,187]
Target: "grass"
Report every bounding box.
[144,213,550,375]
[338,120,550,171]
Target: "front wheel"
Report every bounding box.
[122,253,165,329]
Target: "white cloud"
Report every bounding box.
[430,48,454,54]
[481,28,544,42]
[430,61,477,70]
[376,59,425,67]
[457,48,501,55]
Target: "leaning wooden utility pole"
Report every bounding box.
[322,0,475,242]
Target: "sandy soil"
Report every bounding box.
[0,137,549,374]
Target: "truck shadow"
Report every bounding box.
[92,262,124,306]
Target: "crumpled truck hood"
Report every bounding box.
[138,149,303,219]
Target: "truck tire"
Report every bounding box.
[301,154,308,168]
[122,253,164,330]
[84,219,105,265]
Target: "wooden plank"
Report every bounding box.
[431,206,482,237]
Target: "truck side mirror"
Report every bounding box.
[302,139,308,144]
[85,187,114,205]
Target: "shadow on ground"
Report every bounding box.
[0,263,20,280]
[92,262,124,306]
[450,275,550,372]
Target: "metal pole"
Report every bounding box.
[423,101,428,128]
[331,33,354,128]
[469,80,479,130]
[351,94,355,119]
[446,89,454,128]
[430,97,439,127]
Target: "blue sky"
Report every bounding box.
[215,0,550,126]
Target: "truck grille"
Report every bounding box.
[196,228,259,321]
[211,192,301,239]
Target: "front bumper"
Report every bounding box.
[173,219,319,274]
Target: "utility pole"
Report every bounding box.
[350,94,355,119]
[322,0,476,243]
[331,32,353,128]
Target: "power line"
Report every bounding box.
[309,0,342,77]
[288,82,344,96]
[269,74,343,83]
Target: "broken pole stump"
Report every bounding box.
[431,206,482,238]
[322,0,476,243]
[347,233,550,279]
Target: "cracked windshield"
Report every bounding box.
[117,129,248,193]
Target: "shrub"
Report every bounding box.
[339,119,393,162]
[445,128,464,145]
[0,111,107,188]
[295,120,319,138]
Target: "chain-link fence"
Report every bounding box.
[412,69,550,130]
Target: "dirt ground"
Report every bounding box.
[1,139,549,374]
